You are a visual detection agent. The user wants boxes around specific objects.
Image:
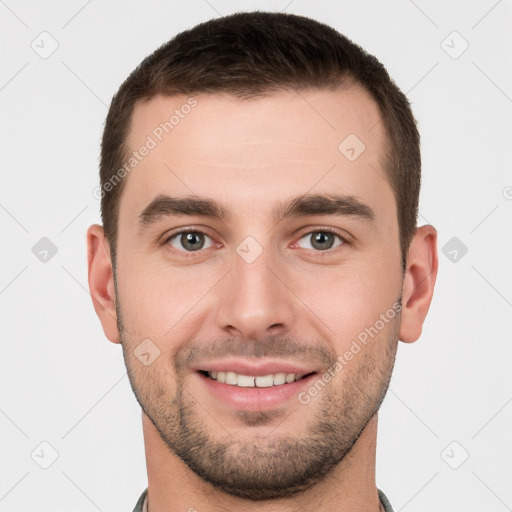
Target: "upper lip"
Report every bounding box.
[192,359,318,377]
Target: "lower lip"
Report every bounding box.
[196,372,317,411]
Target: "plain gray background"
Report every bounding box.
[1,1,511,510]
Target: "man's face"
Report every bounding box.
[115,87,403,499]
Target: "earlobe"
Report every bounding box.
[399,225,439,343]
[87,224,120,344]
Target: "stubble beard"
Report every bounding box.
[118,307,399,500]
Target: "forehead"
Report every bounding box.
[121,87,391,224]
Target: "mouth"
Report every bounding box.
[195,364,319,412]
[198,370,316,388]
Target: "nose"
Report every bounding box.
[213,246,296,341]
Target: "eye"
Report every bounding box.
[296,230,345,251]
[167,230,214,252]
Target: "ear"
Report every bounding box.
[87,224,120,344]
[399,225,438,343]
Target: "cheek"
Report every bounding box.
[116,257,218,340]
[295,258,401,347]
[122,343,180,412]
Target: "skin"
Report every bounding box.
[87,86,438,511]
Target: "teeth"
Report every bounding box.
[225,371,237,385]
[273,373,286,385]
[255,375,273,387]
[206,370,303,387]
[237,375,255,387]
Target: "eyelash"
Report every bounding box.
[162,227,349,256]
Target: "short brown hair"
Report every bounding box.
[100,11,420,263]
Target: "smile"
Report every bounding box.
[202,370,313,388]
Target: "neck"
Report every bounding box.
[142,412,382,512]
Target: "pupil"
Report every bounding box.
[182,232,204,251]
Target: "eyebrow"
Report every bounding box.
[138,193,375,231]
